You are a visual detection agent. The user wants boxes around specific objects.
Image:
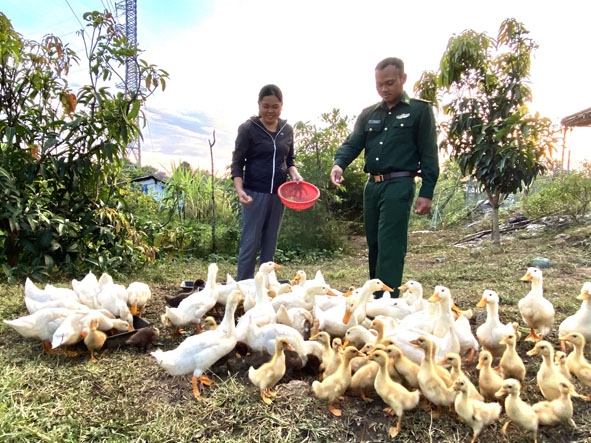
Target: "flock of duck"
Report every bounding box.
[4,273,157,361]
[4,262,591,442]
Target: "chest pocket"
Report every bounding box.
[364,119,384,134]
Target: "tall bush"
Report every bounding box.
[0,11,167,281]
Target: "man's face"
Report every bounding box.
[375,64,407,107]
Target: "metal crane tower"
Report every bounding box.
[116,0,141,165]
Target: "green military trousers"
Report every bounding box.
[363,177,415,297]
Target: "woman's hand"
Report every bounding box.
[237,190,253,205]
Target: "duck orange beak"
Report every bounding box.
[577,289,590,301]
[428,292,440,303]
[342,309,352,324]
[382,284,395,293]
[327,288,338,296]
[520,271,532,281]
[476,297,487,308]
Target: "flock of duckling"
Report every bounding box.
[4,262,591,442]
[4,272,158,361]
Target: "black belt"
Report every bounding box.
[369,171,418,182]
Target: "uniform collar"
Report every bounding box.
[379,91,410,110]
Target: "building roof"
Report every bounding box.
[561,106,591,127]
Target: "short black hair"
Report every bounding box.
[258,84,283,103]
[375,57,404,74]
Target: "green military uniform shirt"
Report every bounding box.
[333,91,439,199]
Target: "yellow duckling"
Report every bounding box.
[309,331,340,380]
[495,378,538,443]
[81,317,107,363]
[453,375,501,443]
[248,337,295,404]
[411,335,455,418]
[475,289,515,358]
[385,343,420,390]
[350,343,401,403]
[559,282,591,350]
[554,350,572,382]
[559,332,591,388]
[526,340,575,401]
[518,267,555,342]
[366,349,420,438]
[312,345,364,416]
[440,352,483,401]
[532,381,576,428]
[200,316,218,332]
[499,332,526,382]
[476,350,504,402]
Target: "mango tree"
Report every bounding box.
[415,18,555,243]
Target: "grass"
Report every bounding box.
[1,218,591,442]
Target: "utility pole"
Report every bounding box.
[116,0,141,166]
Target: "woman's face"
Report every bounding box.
[258,94,282,127]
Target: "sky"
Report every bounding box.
[3,0,591,175]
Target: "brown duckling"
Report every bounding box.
[125,326,160,352]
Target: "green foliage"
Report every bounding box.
[294,109,366,227]
[522,164,591,221]
[415,18,557,243]
[0,11,168,281]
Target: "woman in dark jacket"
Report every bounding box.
[231,84,302,281]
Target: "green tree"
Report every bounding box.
[0,11,168,280]
[416,18,555,243]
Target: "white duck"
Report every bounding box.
[24,278,79,308]
[162,262,219,333]
[71,271,100,309]
[242,314,308,368]
[344,324,378,349]
[399,280,428,313]
[314,279,393,338]
[151,289,242,399]
[275,304,314,339]
[558,281,591,348]
[365,291,412,320]
[4,307,77,355]
[476,289,515,358]
[271,282,336,312]
[238,261,282,307]
[96,282,134,328]
[518,267,555,342]
[126,281,152,316]
[386,286,461,365]
[235,271,277,340]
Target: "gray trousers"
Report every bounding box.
[236,190,285,281]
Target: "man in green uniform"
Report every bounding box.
[330,57,439,297]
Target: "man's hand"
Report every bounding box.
[414,197,432,215]
[330,165,344,186]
